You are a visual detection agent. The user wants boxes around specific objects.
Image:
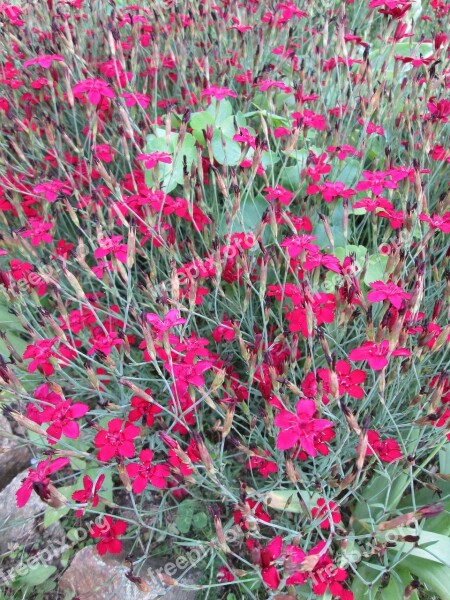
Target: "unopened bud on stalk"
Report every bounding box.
[318,213,334,247]
[62,267,87,300]
[125,572,151,593]
[285,458,301,484]
[34,482,68,509]
[0,331,23,363]
[119,379,155,404]
[211,368,226,394]
[10,411,47,437]
[127,225,136,269]
[191,432,214,475]
[222,402,236,438]
[158,574,178,587]
[118,460,132,492]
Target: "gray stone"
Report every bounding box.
[0,414,33,491]
[0,470,63,555]
[59,546,200,600]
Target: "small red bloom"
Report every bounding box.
[146,309,186,333]
[128,391,162,427]
[23,54,64,69]
[72,78,115,105]
[366,430,403,462]
[274,400,334,455]
[94,418,140,461]
[126,449,170,493]
[41,399,89,444]
[201,85,237,101]
[348,340,411,370]
[312,498,342,529]
[367,280,411,309]
[136,151,172,169]
[23,337,59,376]
[234,498,271,531]
[16,458,69,508]
[94,235,128,263]
[246,451,278,477]
[90,516,127,555]
[72,474,105,517]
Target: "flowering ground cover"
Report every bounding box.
[0,0,449,598]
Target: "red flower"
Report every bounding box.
[146,309,186,333]
[356,170,399,195]
[306,181,355,203]
[20,218,53,246]
[212,320,236,343]
[264,185,294,205]
[248,536,283,590]
[136,151,172,169]
[23,54,64,69]
[366,430,403,462]
[33,179,71,202]
[348,340,411,370]
[367,280,411,309]
[23,337,59,376]
[90,515,127,555]
[419,212,450,234]
[93,144,117,163]
[281,234,317,258]
[41,399,89,444]
[121,92,151,108]
[94,418,140,461]
[274,399,334,455]
[88,330,124,356]
[72,78,115,105]
[317,360,366,400]
[312,498,342,529]
[128,391,162,427]
[234,498,271,531]
[246,451,278,477]
[72,474,105,517]
[16,458,69,508]
[293,109,327,131]
[309,544,353,599]
[126,449,170,493]
[201,85,237,101]
[94,235,128,263]
[217,566,235,582]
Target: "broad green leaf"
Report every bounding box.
[364,254,388,285]
[337,158,360,187]
[189,111,215,144]
[402,556,450,600]
[175,499,195,533]
[192,512,208,530]
[260,150,280,169]
[211,130,241,166]
[385,529,450,565]
[43,505,70,528]
[17,565,56,587]
[262,489,319,513]
[280,165,302,190]
[206,98,233,124]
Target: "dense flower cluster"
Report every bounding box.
[0,0,449,598]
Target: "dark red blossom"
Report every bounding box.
[94,418,140,461]
[274,400,334,455]
[90,516,127,555]
[16,458,69,508]
[126,449,170,493]
[348,340,411,370]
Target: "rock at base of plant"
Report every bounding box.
[59,546,199,600]
[0,471,64,555]
[0,415,32,492]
